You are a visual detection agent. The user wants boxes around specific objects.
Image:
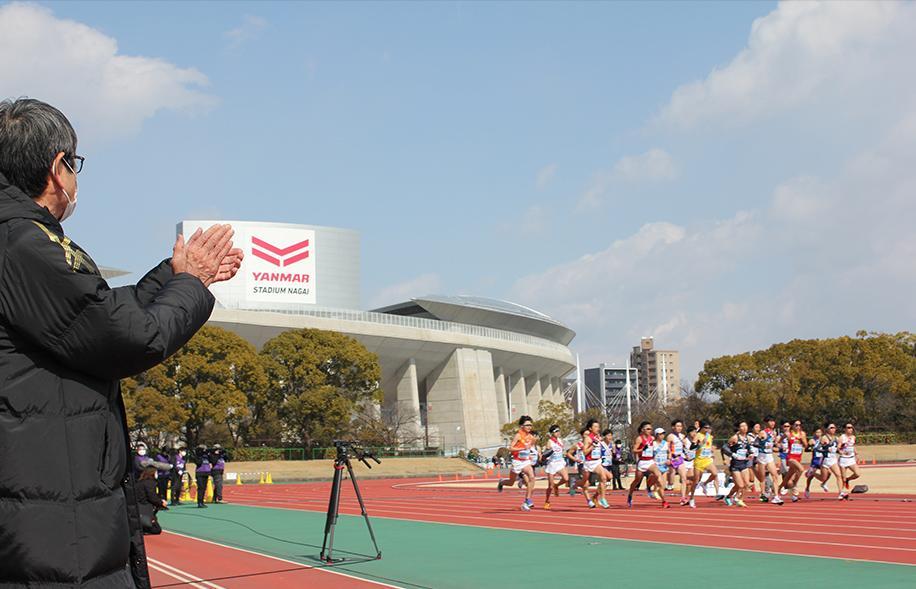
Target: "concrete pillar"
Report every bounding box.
[552,377,564,405]
[394,358,422,447]
[525,373,542,420]
[425,348,502,452]
[508,370,527,421]
[540,375,554,408]
[494,367,509,425]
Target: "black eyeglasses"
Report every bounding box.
[67,154,85,174]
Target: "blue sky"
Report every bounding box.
[2,1,914,380]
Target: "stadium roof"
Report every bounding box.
[373,295,575,345]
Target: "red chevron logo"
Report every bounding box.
[251,236,310,267]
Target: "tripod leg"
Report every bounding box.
[345,460,382,559]
[320,463,344,562]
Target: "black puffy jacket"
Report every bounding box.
[0,173,214,587]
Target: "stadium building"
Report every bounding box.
[178,221,576,453]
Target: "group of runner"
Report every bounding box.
[497,415,864,511]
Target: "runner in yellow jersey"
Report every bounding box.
[687,420,723,507]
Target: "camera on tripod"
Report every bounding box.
[321,440,382,563]
[332,440,381,469]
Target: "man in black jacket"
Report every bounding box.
[0,98,243,588]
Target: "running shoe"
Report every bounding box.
[724,497,733,506]
[497,480,504,493]
[627,494,633,508]
[662,501,670,509]
[688,499,696,509]
[598,497,609,509]
[804,490,810,499]
[715,495,725,501]
[526,498,534,507]
[735,499,748,508]
[821,482,830,493]
[759,495,769,503]
[517,478,524,489]
[838,492,849,501]
[679,498,688,506]
[653,489,663,501]
[780,488,788,495]
[587,500,596,509]
[665,485,674,491]
[521,502,531,511]
[771,496,784,505]
[647,490,655,500]
[791,495,799,503]
[544,502,551,510]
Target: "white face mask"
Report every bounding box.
[137,448,147,456]
[59,159,78,222]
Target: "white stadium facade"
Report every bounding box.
[178,221,577,452]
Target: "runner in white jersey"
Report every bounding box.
[747,422,760,496]
[667,419,690,505]
[821,422,843,494]
[543,425,569,510]
[683,426,698,505]
[756,416,783,504]
[580,419,612,509]
[837,423,861,500]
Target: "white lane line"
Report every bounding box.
[148,560,222,589]
[160,530,401,588]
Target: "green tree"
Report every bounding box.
[123,377,187,447]
[695,331,915,431]
[131,326,262,447]
[261,328,381,448]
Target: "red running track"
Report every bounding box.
[220,477,916,566]
[146,529,389,588]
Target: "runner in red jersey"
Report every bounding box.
[627,421,669,509]
[778,419,807,502]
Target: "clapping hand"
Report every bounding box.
[171,224,244,287]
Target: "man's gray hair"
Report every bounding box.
[0,98,78,199]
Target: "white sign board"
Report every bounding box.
[181,222,317,306]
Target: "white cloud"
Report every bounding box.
[369,273,442,309]
[576,148,676,211]
[0,3,215,142]
[521,1,916,379]
[535,163,557,190]
[611,148,677,182]
[657,1,916,129]
[224,15,268,49]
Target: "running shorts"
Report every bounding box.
[584,459,602,473]
[684,460,694,471]
[636,459,655,473]
[810,456,823,468]
[788,453,803,463]
[693,457,714,472]
[511,459,531,474]
[546,461,566,475]
[758,453,774,465]
[824,455,838,467]
[839,456,857,468]
[657,463,669,474]
[729,459,749,472]
[671,456,685,469]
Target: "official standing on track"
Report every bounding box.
[0,98,242,588]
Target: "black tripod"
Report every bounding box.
[320,441,382,563]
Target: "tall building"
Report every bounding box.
[583,364,639,418]
[629,337,680,404]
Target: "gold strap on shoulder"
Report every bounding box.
[31,220,82,271]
